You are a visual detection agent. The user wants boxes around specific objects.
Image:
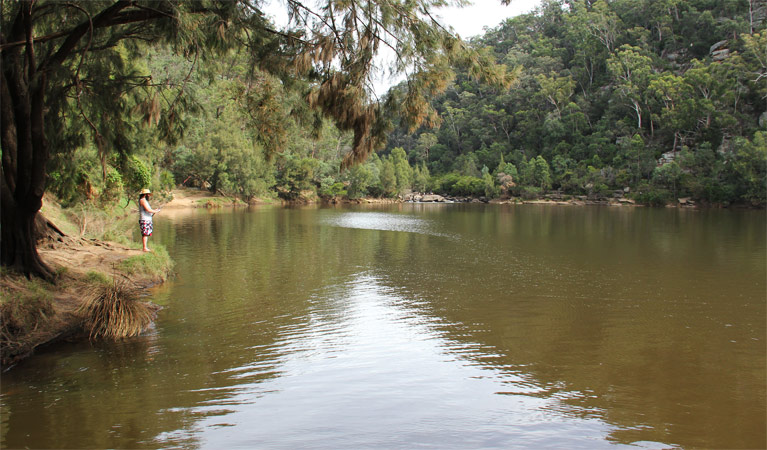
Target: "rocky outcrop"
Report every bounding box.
[405,193,492,203]
[710,40,730,61]
[709,40,728,54]
[419,194,449,202]
[678,197,696,207]
[403,189,704,208]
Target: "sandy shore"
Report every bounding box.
[161,187,231,209]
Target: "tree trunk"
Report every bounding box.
[1,11,54,281]
[0,194,55,280]
[0,113,54,280]
[749,0,755,34]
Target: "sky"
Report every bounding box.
[437,0,542,39]
[262,0,543,94]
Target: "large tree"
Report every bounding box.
[1,0,513,279]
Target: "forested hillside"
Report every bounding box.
[42,0,766,210]
[385,0,767,206]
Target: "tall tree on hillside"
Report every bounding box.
[1,0,514,279]
[568,0,622,53]
[607,44,654,131]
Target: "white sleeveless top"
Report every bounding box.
[139,198,153,222]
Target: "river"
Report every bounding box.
[2,204,765,449]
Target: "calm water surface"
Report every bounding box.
[2,204,765,449]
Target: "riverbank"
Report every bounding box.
[1,187,258,367]
[405,193,760,209]
[0,188,298,367]
[1,238,172,367]
[0,197,175,368]
[161,187,250,209]
[405,192,677,207]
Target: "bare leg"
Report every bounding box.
[142,235,150,252]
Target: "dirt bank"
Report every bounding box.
[1,188,271,367]
[161,187,238,208]
[1,234,171,367]
[0,191,195,368]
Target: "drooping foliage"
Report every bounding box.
[0,0,510,278]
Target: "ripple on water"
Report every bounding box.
[321,211,457,239]
[149,274,659,449]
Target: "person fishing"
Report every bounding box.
[138,189,161,252]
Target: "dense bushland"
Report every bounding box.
[43,0,766,208]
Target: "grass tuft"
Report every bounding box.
[119,245,174,279]
[85,271,113,285]
[0,278,55,348]
[78,280,157,339]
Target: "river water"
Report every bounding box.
[2,204,765,449]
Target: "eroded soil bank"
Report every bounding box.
[0,190,225,367]
[1,235,170,367]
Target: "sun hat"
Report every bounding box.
[140,189,152,195]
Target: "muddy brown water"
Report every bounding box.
[2,204,765,449]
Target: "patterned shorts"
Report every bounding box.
[139,220,153,236]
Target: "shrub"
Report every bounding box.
[275,156,319,199]
[78,280,157,339]
[0,278,55,349]
[345,164,373,199]
[433,173,485,197]
[319,177,347,198]
[452,176,485,196]
[125,155,152,194]
[633,182,671,206]
[159,169,175,192]
[434,173,461,194]
[103,167,124,202]
[483,172,498,198]
[520,187,541,200]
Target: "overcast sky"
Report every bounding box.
[263,0,542,94]
[437,0,542,39]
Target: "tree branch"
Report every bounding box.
[43,1,172,72]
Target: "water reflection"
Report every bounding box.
[154,273,636,450]
[1,205,764,449]
[320,210,456,239]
